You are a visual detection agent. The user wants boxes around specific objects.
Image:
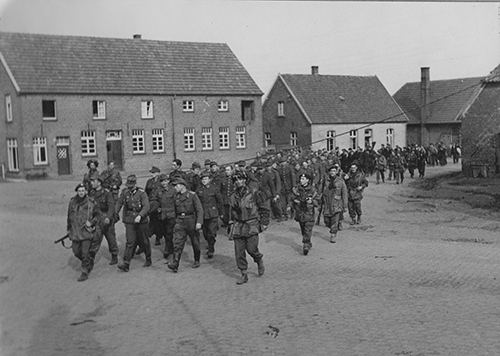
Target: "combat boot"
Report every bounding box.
[350,218,356,225]
[330,233,337,243]
[77,272,88,282]
[117,262,129,272]
[109,255,118,265]
[303,245,309,256]
[143,257,152,267]
[257,259,265,276]
[236,271,248,285]
[356,216,361,225]
[192,260,200,268]
[168,254,180,273]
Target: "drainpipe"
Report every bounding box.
[170,96,177,160]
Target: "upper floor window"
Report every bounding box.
[33,137,48,165]
[264,132,272,147]
[290,131,297,147]
[42,100,56,120]
[152,129,165,153]
[241,100,254,121]
[277,101,285,117]
[219,127,230,150]
[184,128,195,151]
[386,128,395,147]
[132,129,145,154]
[218,100,229,112]
[183,100,194,112]
[349,130,357,149]
[81,130,96,157]
[5,95,12,122]
[236,126,246,149]
[326,130,336,151]
[92,100,106,119]
[201,127,213,151]
[141,100,154,119]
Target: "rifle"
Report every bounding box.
[54,233,71,248]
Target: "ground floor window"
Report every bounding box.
[326,130,336,151]
[152,129,164,153]
[7,138,18,171]
[236,126,246,149]
[33,137,48,165]
[349,130,357,149]
[386,128,395,147]
[132,129,145,154]
[81,130,96,156]
[184,128,195,151]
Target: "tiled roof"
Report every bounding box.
[393,76,483,124]
[0,32,263,95]
[485,64,500,83]
[279,74,407,124]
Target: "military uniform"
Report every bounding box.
[115,180,151,270]
[145,174,162,243]
[291,182,319,254]
[100,167,122,200]
[322,174,348,241]
[169,185,204,272]
[277,162,295,219]
[220,174,235,227]
[149,180,176,261]
[196,181,223,257]
[345,170,369,224]
[89,186,118,264]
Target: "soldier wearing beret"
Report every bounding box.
[322,166,348,243]
[291,172,319,255]
[115,175,151,271]
[167,177,204,272]
[229,171,265,285]
[145,166,162,246]
[67,183,101,281]
[89,174,119,266]
[196,171,223,258]
[83,159,99,192]
[344,163,369,225]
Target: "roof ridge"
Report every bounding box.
[400,76,484,86]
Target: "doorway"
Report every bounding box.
[106,131,123,170]
[56,137,71,175]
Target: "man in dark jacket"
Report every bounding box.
[220,165,235,229]
[277,158,295,220]
[291,173,319,255]
[196,171,223,258]
[145,166,162,245]
[115,175,151,271]
[100,161,122,200]
[345,163,369,225]
[322,166,348,243]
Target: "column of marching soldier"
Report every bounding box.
[67,143,435,283]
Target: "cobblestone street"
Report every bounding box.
[1,163,500,356]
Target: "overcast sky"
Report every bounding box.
[0,0,498,95]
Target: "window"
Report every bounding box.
[7,138,18,171]
[183,100,194,112]
[218,100,229,112]
[277,101,285,117]
[92,100,106,119]
[5,95,12,122]
[33,137,48,165]
[364,129,373,148]
[184,128,195,151]
[349,130,357,149]
[264,132,272,147]
[290,131,297,147]
[241,100,254,121]
[152,129,164,153]
[141,100,154,119]
[132,129,145,154]
[326,130,336,151]
[81,130,96,156]
[386,128,395,147]
[201,127,213,150]
[42,100,56,120]
[236,126,246,149]
[219,127,229,150]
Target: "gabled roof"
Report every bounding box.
[393,76,484,124]
[278,74,407,124]
[485,64,500,83]
[0,32,263,95]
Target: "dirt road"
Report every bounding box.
[1,163,499,356]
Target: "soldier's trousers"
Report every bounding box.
[72,239,92,273]
[202,217,218,253]
[259,199,271,227]
[149,214,162,239]
[280,191,292,217]
[299,221,314,248]
[233,234,263,271]
[123,223,150,263]
[376,169,385,183]
[395,170,404,184]
[90,223,118,259]
[348,199,362,220]
[271,197,283,220]
[324,213,342,234]
[221,204,231,227]
[173,217,200,262]
[161,217,176,257]
[418,163,426,178]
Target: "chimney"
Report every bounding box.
[133,34,142,39]
[420,67,430,146]
[311,66,319,75]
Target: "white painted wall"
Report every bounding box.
[310,123,407,151]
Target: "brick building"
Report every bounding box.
[393,67,483,147]
[262,66,408,152]
[460,64,500,177]
[0,32,263,178]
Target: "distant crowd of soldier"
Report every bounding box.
[65,141,458,283]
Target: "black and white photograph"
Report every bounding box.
[0,0,499,355]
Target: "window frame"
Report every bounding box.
[218,127,230,150]
[290,131,297,147]
[141,100,154,119]
[217,100,229,112]
[32,137,48,165]
[92,100,106,120]
[132,129,146,154]
[5,95,12,122]
[201,127,213,151]
[152,128,165,153]
[349,130,358,149]
[182,100,195,113]
[184,127,195,152]
[7,138,19,172]
[277,101,285,117]
[326,130,336,151]
[81,130,97,157]
[42,100,57,121]
[386,128,395,147]
[264,132,272,147]
[235,126,246,149]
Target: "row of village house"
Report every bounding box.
[0,32,499,178]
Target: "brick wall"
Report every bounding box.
[461,83,500,176]
[262,78,311,150]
